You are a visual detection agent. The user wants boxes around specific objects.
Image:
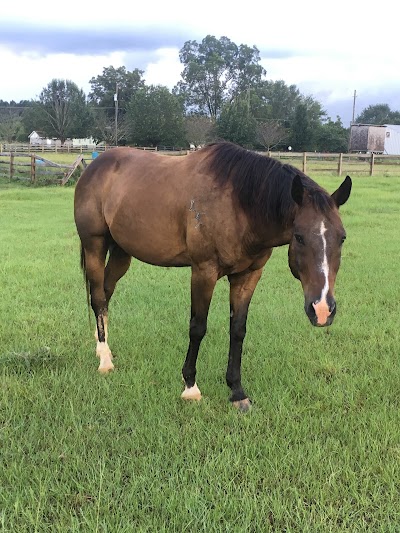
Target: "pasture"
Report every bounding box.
[0,173,399,531]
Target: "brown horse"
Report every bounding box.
[74,142,351,411]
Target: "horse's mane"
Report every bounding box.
[202,142,334,226]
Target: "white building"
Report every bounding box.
[28,131,95,147]
[383,125,400,155]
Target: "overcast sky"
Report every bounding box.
[1,0,399,125]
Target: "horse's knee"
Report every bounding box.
[189,318,207,342]
[231,320,246,342]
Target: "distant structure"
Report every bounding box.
[349,124,400,155]
[28,131,96,147]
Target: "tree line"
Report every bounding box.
[1,35,400,151]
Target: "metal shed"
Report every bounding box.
[349,124,386,153]
[383,124,400,155]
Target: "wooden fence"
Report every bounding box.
[260,151,400,177]
[1,150,400,185]
[0,143,187,155]
[0,153,86,185]
[0,143,102,154]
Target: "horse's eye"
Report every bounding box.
[294,234,305,245]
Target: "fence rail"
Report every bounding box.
[0,143,187,154]
[260,151,400,177]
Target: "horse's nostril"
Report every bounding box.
[306,302,317,319]
[329,301,336,313]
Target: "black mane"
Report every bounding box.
[203,142,334,226]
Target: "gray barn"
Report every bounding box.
[349,124,385,153]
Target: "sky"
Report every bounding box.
[1,0,399,126]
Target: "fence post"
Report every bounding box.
[337,153,343,176]
[302,152,307,174]
[30,154,36,184]
[10,153,14,180]
[370,153,375,176]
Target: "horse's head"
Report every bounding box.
[288,175,352,327]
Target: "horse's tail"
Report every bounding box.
[80,243,92,327]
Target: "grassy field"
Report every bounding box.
[0,173,399,531]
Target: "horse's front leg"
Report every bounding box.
[227,268,264,411]
[181,264,217,401]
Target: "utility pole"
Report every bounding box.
[352,90,357,124]
[114,83,119,146]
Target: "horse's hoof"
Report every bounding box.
[181,383,202,401]
[232,398,252,412]
[98,364,114,374]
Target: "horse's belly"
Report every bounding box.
[108,216,191,267]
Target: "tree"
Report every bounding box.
[127,85,185,147]
[355,103,400,125]
[23,80,92,143]
[90,109,130,145]
[88,66,145,117]
[289,97,326,151]
[290,103,314,151]
[216,95,257,147]
[0,112,24,142]
[256,120,288,150]
[0,100,32,142]
[184,114,215,146]
[175,35,266,119]
[316,116,348,152]
[252,80,302,124]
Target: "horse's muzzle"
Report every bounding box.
[305,297,336,327]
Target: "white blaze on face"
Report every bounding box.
[312,220,331,325]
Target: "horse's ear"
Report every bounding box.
[291,174,304,206]
[331,176,352,207]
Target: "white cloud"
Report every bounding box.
[144,48,182,88]
[1,0,400,123]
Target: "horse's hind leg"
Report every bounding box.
[104,244,132,305]
[83,236,114,373]
[92,245,131,343]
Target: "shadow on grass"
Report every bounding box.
[0,346,67,375]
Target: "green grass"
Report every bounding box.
[0,176,400,531]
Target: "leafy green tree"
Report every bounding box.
[127,85,185,147]
[216,94,257,147]
[355,103,400,125]
[252,80,302,123]
[316,116,348,152]
[175,35,266,119]
[0,100,32,142]
[289,98,326,151]
[290,103,314,151]
[23,80,92,143]
[88,66,145,117]
[0,112,24,142]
